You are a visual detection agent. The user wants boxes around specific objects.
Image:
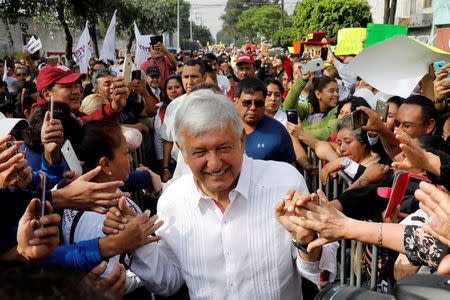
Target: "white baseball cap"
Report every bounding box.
[0,115,29,139]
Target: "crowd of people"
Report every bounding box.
[0,35,450,300]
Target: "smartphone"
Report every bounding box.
[320,46,328,61]
[286,109,298,124]
[301,58,324,75]
[150,35,163,50]
[376,100,388,123]
[122,56,133,86]
[351,110,367,130]
[261,42,270,57]
[40,171,47,228]
[49,96,54,120]
[61,140,83,175]
[131,70,144,81]
[434,61,450,79]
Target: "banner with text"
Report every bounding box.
[74,22,93,73]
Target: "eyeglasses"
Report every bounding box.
[240,100,265,108]
[16,73,27,77]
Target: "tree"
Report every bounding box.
[292,0,372,41]
[236,5,292,43]
[0,0,38,46]
[216,29,233,45]
[221,0,274,38]
[272,27,296,47]
[192,24,213,46]
[384,0,397,24]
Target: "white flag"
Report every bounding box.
[2,62,7,81]
[134,21,141,39]
[100,10,117,64]
[134,22,152,70]
[74,22,93,74]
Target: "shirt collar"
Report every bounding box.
[192,154,252,208]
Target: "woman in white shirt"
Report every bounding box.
[264,78,287,127]
[61,120,162,294]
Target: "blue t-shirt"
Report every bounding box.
[245,115,296,164]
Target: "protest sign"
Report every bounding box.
[74,22,93,74]
[334,28,366,55]
[100,10,117,64]
[364,23,408,48]
[134,22,152,69]
[23,36,42,55]
[349,35,450,98]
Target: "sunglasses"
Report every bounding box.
[241,100,265,108]
[16,73,27,77]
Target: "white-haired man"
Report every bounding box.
[105,89,338,299]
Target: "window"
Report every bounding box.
[424,0,432,8]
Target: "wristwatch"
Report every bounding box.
[340,157,351,169]
[292,233,318,253]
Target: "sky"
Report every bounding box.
[186,0,299,39]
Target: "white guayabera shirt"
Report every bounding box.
[131,155,338,299]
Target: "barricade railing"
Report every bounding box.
[304,146,380,291]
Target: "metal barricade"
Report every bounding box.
[303,146,380,291]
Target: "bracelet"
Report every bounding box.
[377,222,383,246]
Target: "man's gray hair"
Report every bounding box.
[173,89,243,150]
[92,69,117,90]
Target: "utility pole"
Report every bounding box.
[190,19,193,41]
[177,0,180,51]
[281,0,285,29]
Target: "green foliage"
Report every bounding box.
[221,0,274,38]
[192,24,213,46]
[272,27,296,47]
[236,5,292,44]
[216,29,234,45]
[293,0,372,41]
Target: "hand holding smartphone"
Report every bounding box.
[434,61,450,79]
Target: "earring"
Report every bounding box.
[108,171,112,175]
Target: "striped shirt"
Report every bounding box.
[132,155,338,299]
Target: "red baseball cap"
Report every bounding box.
[37,65,86,93]
[236,54,255,65]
